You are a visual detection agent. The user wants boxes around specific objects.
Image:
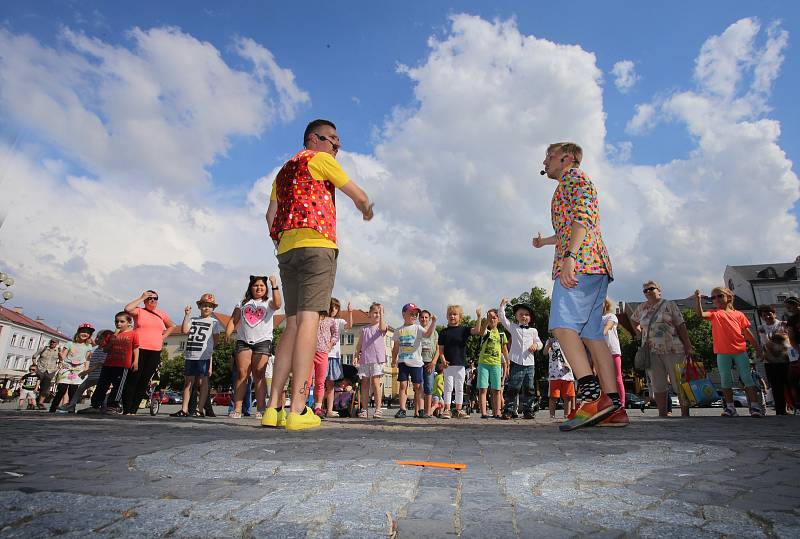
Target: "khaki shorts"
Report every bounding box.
[646,352,685,395]
[278,247,338,316]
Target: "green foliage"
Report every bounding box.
[682,309,714,366]
[159,353,185,390]
[210,336,235,390]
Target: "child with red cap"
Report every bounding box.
[391,303,437,418]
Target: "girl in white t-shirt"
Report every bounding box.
[226,275,282,419]
[602,299,625,406]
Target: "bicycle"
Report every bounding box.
[141,368,162,416]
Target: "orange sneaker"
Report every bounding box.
[597,405,629,427]
[558,394,616,432]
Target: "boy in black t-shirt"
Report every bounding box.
[437,305,481,419]
[18,365,40,410]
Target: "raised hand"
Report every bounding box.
[532,232,544,249]
[269,275,278,287]
[184,305,192,315]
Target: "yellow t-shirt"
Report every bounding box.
[270,151,351,254]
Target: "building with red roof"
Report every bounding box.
[0,305,70,388]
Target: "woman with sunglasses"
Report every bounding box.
[122,290,177,415]
[630,281,694,417]
[226,275,282,419]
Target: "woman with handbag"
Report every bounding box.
[630,281,695,417]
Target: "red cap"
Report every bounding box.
[402,303,420,314]
[77,323,95,334]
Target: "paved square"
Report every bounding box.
[1,407,799,538]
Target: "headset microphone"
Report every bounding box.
[540,170,546,175]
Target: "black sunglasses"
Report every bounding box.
[643,287,658,293]
[145,296,158,301]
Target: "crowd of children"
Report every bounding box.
[15,286,800,426]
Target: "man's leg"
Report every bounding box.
[289,311,322,413]
[267,316,296,410]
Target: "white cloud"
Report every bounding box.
[0,26,306,189]
[1,15,798,332]
[626,103,657,134]
[611,60,639,93]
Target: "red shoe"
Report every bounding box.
[559,394,616,432]
[313,407,325,418]
[597,406,630,427]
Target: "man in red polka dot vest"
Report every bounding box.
[265,119,373,431]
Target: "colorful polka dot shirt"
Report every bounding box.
[550,168,613,280]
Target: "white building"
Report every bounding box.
[0,306,69,387]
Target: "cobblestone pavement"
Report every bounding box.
[0,405,799,538]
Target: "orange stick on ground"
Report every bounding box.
[395,461,467,470]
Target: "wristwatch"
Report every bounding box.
[563,250,578,260]
[271,287,279,290]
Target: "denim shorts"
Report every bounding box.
[422,367,435,395]
[549,274,609,340]
[185,360,210,377]
[397,363,423,384]
[235,339,273,357]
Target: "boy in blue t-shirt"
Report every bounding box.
[391,303,437,418]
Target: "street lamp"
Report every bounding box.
[0,272,14,304]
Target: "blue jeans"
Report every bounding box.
[422,366,435,395]
[228,370,252,415]
[503,363,536,414]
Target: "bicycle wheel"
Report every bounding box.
[150,396,160,416]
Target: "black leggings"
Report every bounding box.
[121,349,161,414]
[49,384,78,412]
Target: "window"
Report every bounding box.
[3,355,11,369]
[347,333,354,345]
[340,334,346,345]
[10,334,17,347]
[777,294,788,303]
[346,354,353,364]
[28,339,35,350]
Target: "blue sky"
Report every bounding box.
[1,1,799,331]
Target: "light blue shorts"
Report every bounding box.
[548,274,610,341]
[716,352,755,389]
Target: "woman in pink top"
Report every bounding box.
[122,290,177,415]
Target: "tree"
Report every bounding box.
[682,309,714,367]
[159,351,185,390]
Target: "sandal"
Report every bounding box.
[358,409,368,419]
[228,411,242,419]
[192,411,205,418]
[169,410,188,417]
[373,409,382,419]
[255,411,263,420]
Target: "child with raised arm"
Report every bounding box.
[498,298,542,419]
[171,294,224,417]
[694,287,764,417]
[475,307,509,419]
[58,329,113,413]
[437,305,482,419]
[354,302,388,418]
[391,303,437,418]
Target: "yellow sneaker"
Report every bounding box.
[261,407,277,427]
[277,407,287,427]
[286,406,321,431]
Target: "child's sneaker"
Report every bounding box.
[394,409,407,419]
[286,406,321,431]
[749,404,765,418]
[523,411,536,420]
[597,406,630,427]
[313,407,325,418]
[261,407,281,427]
[357,409,368,419]
[373,409,383,418]
[721,406,738,417]
[440,409,452,419]
[455,409,469,419]
[559,394,615,432]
